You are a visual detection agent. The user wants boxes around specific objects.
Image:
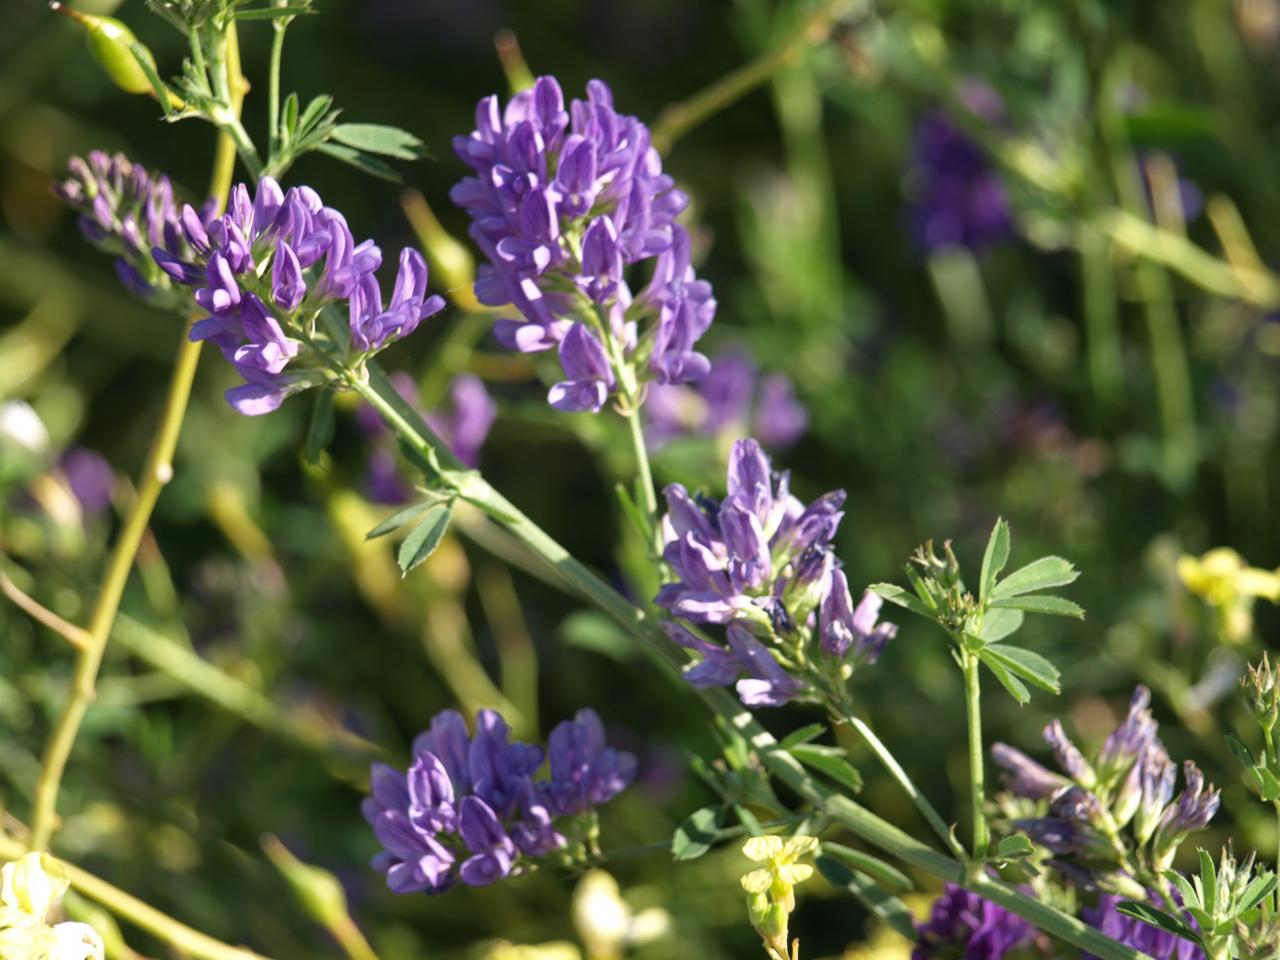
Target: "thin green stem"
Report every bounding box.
[623,405,659,521]
[833,706,965,860]
[27,25,248,853]
[267,18,288,157]
[353,362,1150,960]
[962,650,988,858]
[650,0,854,154]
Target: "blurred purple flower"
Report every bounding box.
[58,447,115,515]
[424,374,497,468]
[909,111,1012,253]
[1084,895,1204,960]
[913,884,1033,960]
[645,350,807,450]
[54,151,214,306]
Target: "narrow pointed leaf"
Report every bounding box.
[1114,902,1201,944]
[330,123,426,160]
[870,583,935,619]
[991,556,1079,599]
[817,856,918,941]
[1240,873,1277,912]
[733,804,763,838]
[397,503,452,575]
[317,142,401,182]
[981,645,1061,694]
[790,744,863,792]
[821,843,913,892]
[1224,732,1256,770]
[366,497,446,540]
[777,723,828,750]
[988,595,1085,619]
[303,385,336,466]
[980,652,1030,705]
[996,834,1036,859]
[980,517,1010,605]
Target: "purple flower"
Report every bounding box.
[818,569,897,663]
[451,76,714,412]
[424,375,496,468]
[645,349,807,450]
[1083,895,1204,960]
[913,884,1033,960]
[58,447,115,516]
[1152,761,1220,861]
[53,151,214,306]
[155,178,445,415]
[541,709,638,815]
[990,743,1068,799]
[367,707,636,895]
[909,111,1012,253]
[655,438,855,707]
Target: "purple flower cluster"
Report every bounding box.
[54,151,214,305]
[363,708,635,894]
[1083,895,1204,960]
[451,76,715,412]
[909,111,1012,253]
[993,687,1220,876]
[58,447,116,516]
[155,177,445,414]
[913,884,1034,960]
[656,438,895,707]
[645,349,807,451]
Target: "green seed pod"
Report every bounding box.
[50,3,157,97]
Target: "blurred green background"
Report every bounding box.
[2,0,1280,957]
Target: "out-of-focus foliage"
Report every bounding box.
[2,0,1280,956]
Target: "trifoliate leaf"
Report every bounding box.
[991,556,1080,599]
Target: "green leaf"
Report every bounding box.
[281,91,299,139]
[790,744,863,792]
[1240,873,1278,912]
[733,804,763,838]
[1114,902,1201,945]
[981,645,1061,694]
[330,123,426,160]
[366,498,447,540]
[980,652,1030,705]
[298,94,335,134]
[671,805,725,861]
[613,483,652,545]
[1197,849,1217,918]
[316,142,401,182]
[991,556,1079,599]
[820,843,913,892]
[995,834,1036,859]
[397,504,452,576]
[980,606,1024,643]
[777,723,827,750]
[303,386,336,466]
[988,595,1085,619]
[1225,732,1256,770]
[232,5,315,19]
[1254,765,1280,802]
[870,583,935,619]
[979,517,1010,605]
[816,856,918,942]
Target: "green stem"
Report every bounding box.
[27,25,249,853]
[834,706,966,860]
[623,405,659,522]
[963,650,988,858]
[267,18,288,157]
[0,833,271,960]
[353,363,1149,960]
[650,0,853,154]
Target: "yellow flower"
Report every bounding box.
[571,869,669,960]
[1177,547,1280,642]
[740,835,819,913]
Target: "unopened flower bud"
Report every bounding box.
[1243,654,1280,735]
[50,4,159,98]
[261,835,350,931]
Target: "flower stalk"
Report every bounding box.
[27,22,248,852]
